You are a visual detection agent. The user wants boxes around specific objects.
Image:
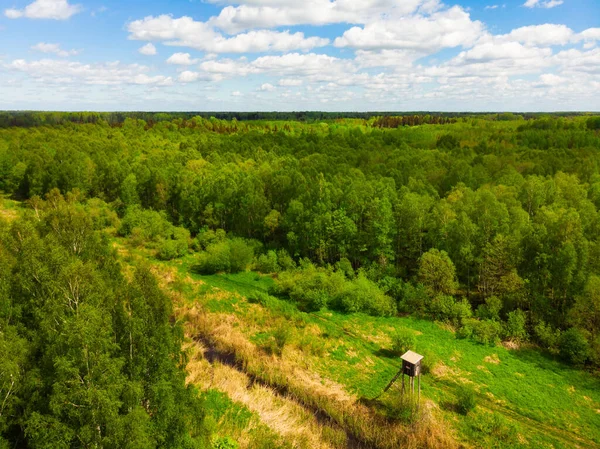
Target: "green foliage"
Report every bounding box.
[505,309,528,342]
[534,321,562,352]
[429,295,472,325]
[195,238,255,274]
[274,264,395,316]
[3,114,600,368]
[418,249,458,296]
[455,384,477,415]
[391,327,417,355]
[255,250,279,273]
[476,296,503,321]
[0,197,208,448]
[212,436,239,449]
[461,318,503,346]
[559,328,590,365]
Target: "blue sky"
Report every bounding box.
[0,0,599,111]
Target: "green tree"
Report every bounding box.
[418,249,458,296]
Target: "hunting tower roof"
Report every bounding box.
[401,350,423,365]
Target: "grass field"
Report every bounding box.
[167,256,600,449]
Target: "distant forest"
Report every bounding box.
[0,110,594,128]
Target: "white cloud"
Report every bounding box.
[4,0,82,20]
[209,0,429,34]
[127,15,329,53]
[167,52,197,65]
[260,83,276,91]
[538,73,564,86]
[278,78,303,86]
[503,24,574,46]
[6,58,172,86]
[523,0,563,9]
[485,5,499,10]
[31,42,79,57]
[334,6,484,54]
[138,43,157,55]
[231,90,243,96]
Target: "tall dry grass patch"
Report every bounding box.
[181,303,459,449]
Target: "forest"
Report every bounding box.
[1,112,600,448]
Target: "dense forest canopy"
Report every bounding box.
[2,112,600,446]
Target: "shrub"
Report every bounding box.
[273,326,290,355]
[255,250,279,273]
[456,384,477,415]
[193,238,254,274]
[228,238,254,272]
[534,321,561,352]
[559,328,590,366]
[157,227,190,260]
[505,309,528,342]
[274,265,395,316]
[194,241,231,274]
[429,295,472,325]
[212,436,239,449]
[335,274,396,316]
[399,283,428,314]
[335,257,355,279]
[391,328,417,355]
[470,319,503,346]
[276,249,295,271]
[118,205,172,242]
[476,296,502,321]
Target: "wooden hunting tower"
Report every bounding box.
[401,350,423,377]
[401,350,423,405]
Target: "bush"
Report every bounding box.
[461,319,503,346]
[255,250,279,273]
[559,328,590,366]
[391,327,417,355]
[534,320,561,352]
[228,238,254,272]
[476,296,502,321]
[195,241,231,274]
[276,249,296,271]
[335,274,396,316]
[212,436,239,449]
[273,326,290,355]
[118,205,172,242]
[274,265,395,316]
[398,283,428,314]
[193,238,254,274]
[429,295,472,325]
[456,384,477,415]
[156,227,190,260]
[505,309,528,342]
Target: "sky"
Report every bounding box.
[0,0,599,111]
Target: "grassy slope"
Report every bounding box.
[174,258,600,449]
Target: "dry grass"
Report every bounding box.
[483,354,501,365]
[182,305,459,449]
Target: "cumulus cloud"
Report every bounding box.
[523,0,563,9]
[167,52,197,65]
[209,0,429,34]
[333,6,484,54]
[6,58,172,86]
[503,24,574,46]
[31,42,79,57]
[5,0,82,20]
[138,43,157,55]
[260,83,276,91]
[127,15,329,53]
